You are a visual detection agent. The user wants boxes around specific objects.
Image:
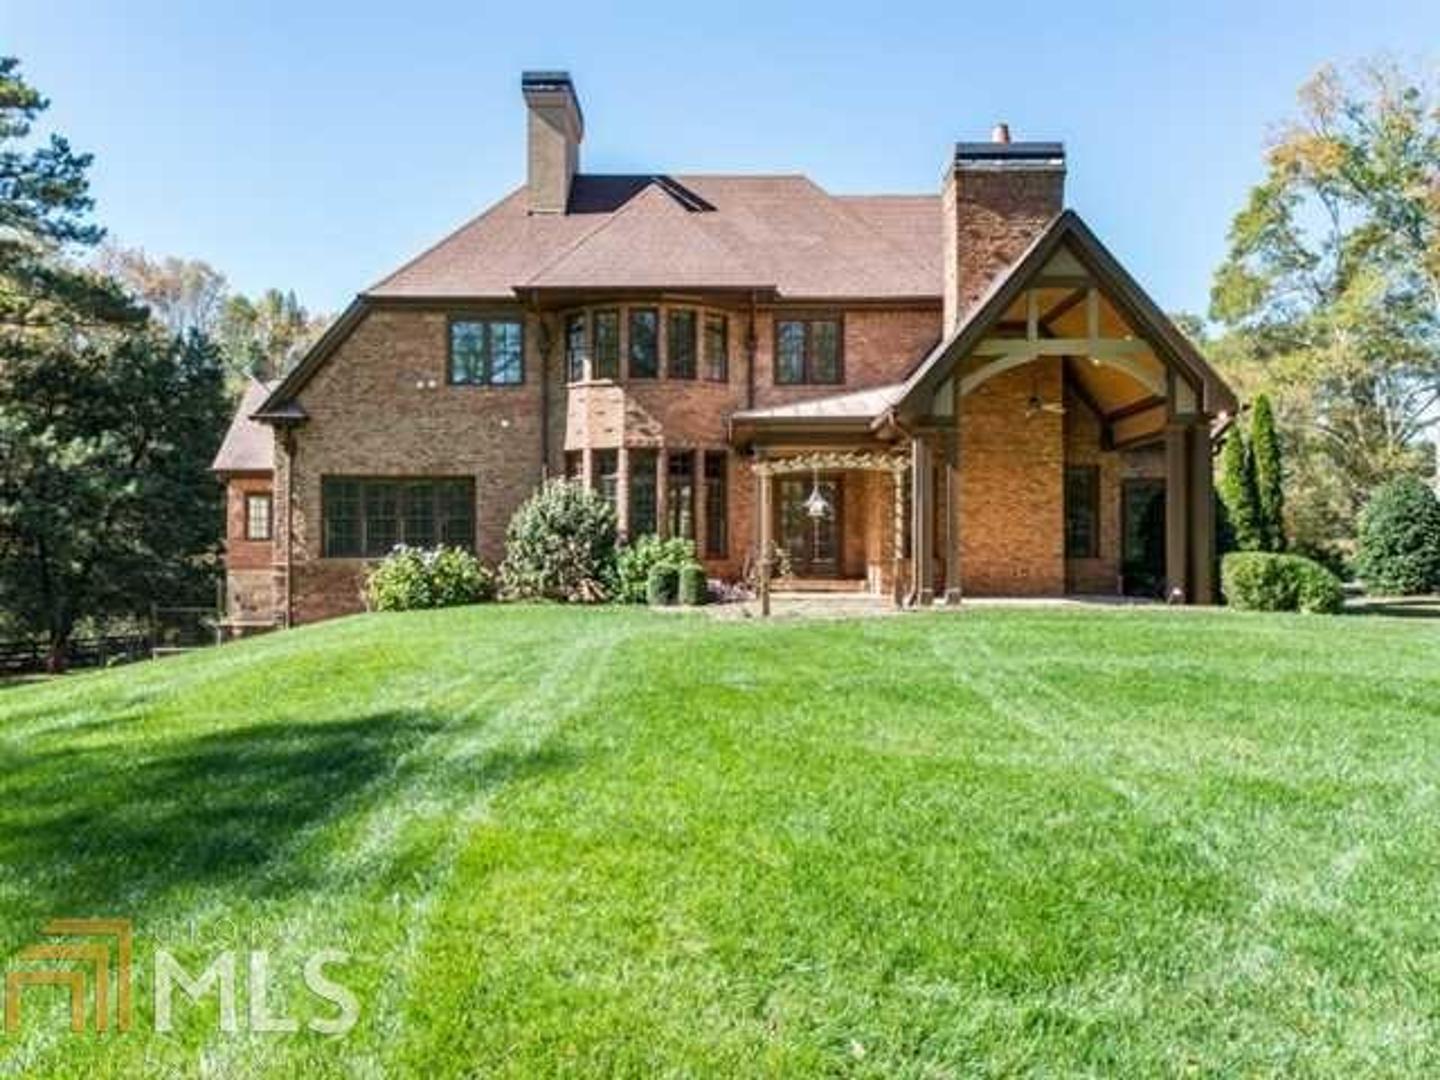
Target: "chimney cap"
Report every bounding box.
[954,140,1065,167]
[521,70,583,135]
[991,122,1011,143]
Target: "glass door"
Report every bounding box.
[776,476,843,577]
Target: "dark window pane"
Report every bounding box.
[666,451,695,539]
[322,479,361,557]
[629,450,658,535]
[438,481,475,549]
[564,451,583,481]
[776,320,806,384]
[629,309,658,378]
[565,313,587,382]
[364,484,400,556]
[1065,466,1100,558]
[403,482,436,549]
[245,494,272,541]
[811,320,841,383]
[667,310,696,379]
[488,320,523,384]
[449,321,485,385]
[593,311,620,379]
[704,451,727,557]
[704,314,728,382]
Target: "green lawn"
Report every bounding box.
[1,606,1438,1076]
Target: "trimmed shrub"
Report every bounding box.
[1221,551,1343,614]
[1355,475,1440,596]
[500,480,618,601]
[677,563,706,606]
[646,563,678,606]
[613,535,697,603]
[365,546,495,611]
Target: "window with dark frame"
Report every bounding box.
[592,310,620,379]
[703,451,727,557]
[564,451,583,482]
[565,313,587,382]
[666,452,695,539]
[667,310,697,379]
[245,493,272,541]
[703,313,728,382]
[449,318,524,385]
[628,450,658,535]
[774,316,842,385]
[1064,466,1100,559]
[593,449,619,508]
[628,308,659,378]
[322,477,475,558]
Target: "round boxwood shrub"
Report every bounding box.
[613,535,697,603]
[677,563,706,606]
[1355,475,1440,596]
[1221,551,1343,614]
[500,479,618,601]
[365,546,495,611]
[645,563,678,606]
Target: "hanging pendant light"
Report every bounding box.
[804,467,831,519]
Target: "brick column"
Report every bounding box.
[1188,421,1215,604]
[617,446,632,540]
[943,381,963,604]
[656,447,669,539]
[1164,421,1190,602]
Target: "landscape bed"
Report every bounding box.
[0,605,1437,1075]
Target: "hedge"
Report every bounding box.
[1221,552,1343,615]
[646,563,679,606]
[677,564,707,606]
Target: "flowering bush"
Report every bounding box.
[365,546,495,611]
[500,479,618,601]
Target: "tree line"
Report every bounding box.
[0,56,325,670]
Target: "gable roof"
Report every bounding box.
[891,210,1236,420]
[212,379,277,473]
[367,174,942,301]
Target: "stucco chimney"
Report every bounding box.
[942,135,1065,333]
[521,71,583,215]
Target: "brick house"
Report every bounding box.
[212,71,1235,626]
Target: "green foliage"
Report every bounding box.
[1250,394,1286,551]
[500,479,617,602]
[613,535,697,603]
[1207,59,1440,556]
[677,563,707,606]
[645,564,678,606]
[1217,428,1263,551]
[1222,551,1344,614]
[1354,475,1440,595]
[365,546,495,611]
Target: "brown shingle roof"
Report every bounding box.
[367,175,942,301]
[211,379,277,473]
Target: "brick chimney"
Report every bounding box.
[522,71,583,215]
[942,129,1065,332]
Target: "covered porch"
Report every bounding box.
[732,212,1237,615]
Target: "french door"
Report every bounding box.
[775,476,843,577]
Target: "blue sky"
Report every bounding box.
[6,1,1437,318]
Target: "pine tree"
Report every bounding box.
[1250,393,1285,551]
[1217,426,1263,551]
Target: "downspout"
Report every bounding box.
[282,426,296,629]
[745,290,758,410]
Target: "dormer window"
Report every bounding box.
[775,316,842,385]
[449,318,523,385]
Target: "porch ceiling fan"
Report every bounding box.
[1025,369,1066,419]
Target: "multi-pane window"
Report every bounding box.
[593,449,619,508]
[775,317,842,385]
[628,309,659,378]
[704,451,727,557]
[593,310,620,379]
[322,478,475,557]
[565,313,587,382]
[245,493,272,541]
[628,450,658,535]
[449,318,523,385]
[704,314,728,382]
[1064,466,1100,558]
[667,310,697,379]
[666,452,695,540]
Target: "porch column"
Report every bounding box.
[891,465,906,608]
[910,435,935,606]
[943,380,963,604]
[757,464,772,617]
[656,448,669,539]
[1164,421,1190,602]
[1188,422,1215,604]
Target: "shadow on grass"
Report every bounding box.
[1346,596,1440,619]
[0,710,470,941]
